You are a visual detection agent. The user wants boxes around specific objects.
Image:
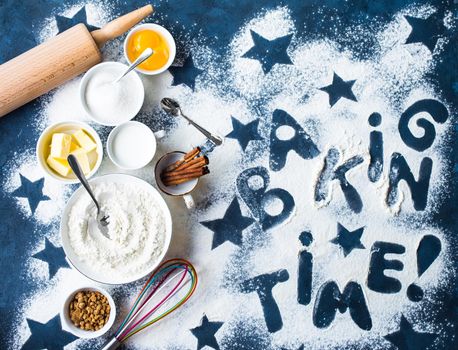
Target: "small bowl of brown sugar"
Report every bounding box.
[60,286,116,338]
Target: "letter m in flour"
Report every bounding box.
[313,281,372,331]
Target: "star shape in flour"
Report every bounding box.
[404,12,447,52]
[226,116,263,151]
[190,314,224,350]
[56,6,99,34]
[200,197,254,250]
[169,54,204,91]
[319,72,357,107]
[242,30,293,73]
[330,223,365,257]
[22,315,78,350]
[281,346,304,350]
[384,315,438,350]
[32,238,70,279]
[11,174,50,214]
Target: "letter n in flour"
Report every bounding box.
[386,153,432,211]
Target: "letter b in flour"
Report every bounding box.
[237,166,295,230]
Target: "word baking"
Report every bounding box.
[251,98,448,220]
[317,98,448,212]
[241,230,442,334]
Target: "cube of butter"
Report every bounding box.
[73,129,96,152]
[47,156,71,177]
[50,133,72,158]
[69,140,80,153]
[71,148,91,174]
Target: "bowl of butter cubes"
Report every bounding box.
[36,121,103,183]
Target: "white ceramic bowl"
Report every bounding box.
[107,121,157,170]
[79,62,145,126]
[123,23,176,75]
[36,121,103,184]
[154,151,199,196]
[60,285,116,339]
[60,174,172,284]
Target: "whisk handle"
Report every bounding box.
[100,337,122,350]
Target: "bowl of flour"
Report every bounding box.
[60,174,172,284]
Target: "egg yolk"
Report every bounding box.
[127,29,170,71]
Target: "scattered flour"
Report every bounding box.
[4,2,455,350]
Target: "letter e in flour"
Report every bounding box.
[367,241,406,294]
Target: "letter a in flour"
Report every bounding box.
[269,109,320,172]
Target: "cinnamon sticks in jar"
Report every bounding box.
[161,147,210,186]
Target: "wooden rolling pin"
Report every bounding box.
[0,4,153,118]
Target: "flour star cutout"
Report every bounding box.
[169,54,203,90]
[56,6,99,34]
[22,315,78,350]
[200,197,254,250]
[404,12,446,52]
[281,345,304,350]
[242,30,293,73]
[330,223,365,257]
[190,314,224,350]
[226,116,263,150]
[11,174,50,214]
[32,238,70,279]
[320,72,357,107]
[384,315,438,350]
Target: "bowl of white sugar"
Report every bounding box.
[80,62,145,126]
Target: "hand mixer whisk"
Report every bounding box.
[101,259,198,350]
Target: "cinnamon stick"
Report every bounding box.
[162,167,206,180]
[184,147,201,160]
[163,168,210,186]
[164,147,201,172]
[174,156,208,172]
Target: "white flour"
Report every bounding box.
[4,2,456,350]
[67,182,166,279]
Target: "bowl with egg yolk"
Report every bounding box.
[124,23,176,75]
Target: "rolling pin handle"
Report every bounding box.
[91,4,154,48]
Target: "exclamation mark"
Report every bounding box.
[407,235,441,302]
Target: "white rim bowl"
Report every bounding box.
[79,62,145,126]
[36,121,103,184]
[106,121,157,170]
[60,285,116,339]
[60,174,172,284]
[123,23,176,75]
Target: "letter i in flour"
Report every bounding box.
[297,231,313,306]
[367,112,383,183]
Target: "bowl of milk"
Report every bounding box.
[107,121,159,170]
[80,62,145,126]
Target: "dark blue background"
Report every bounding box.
[0,0,457,349]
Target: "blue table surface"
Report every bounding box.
[0,0,458,349]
